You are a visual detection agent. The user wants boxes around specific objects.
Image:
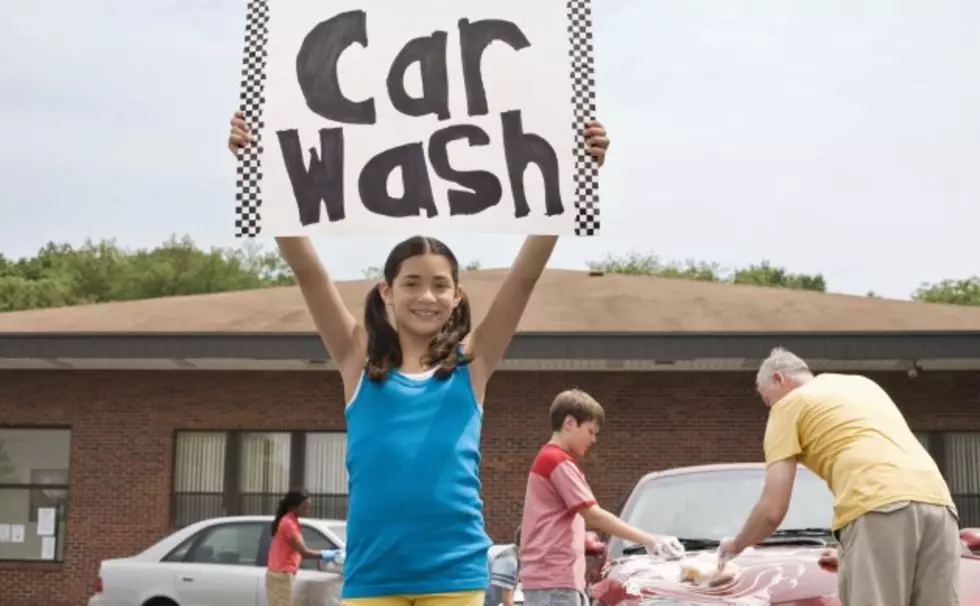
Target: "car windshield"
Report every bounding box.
[327,522,347,544]
[610,467,834,558]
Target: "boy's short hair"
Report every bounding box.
[549,389,605,431]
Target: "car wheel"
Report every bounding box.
[144,598,178,606]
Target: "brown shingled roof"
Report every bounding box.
[1,269,979,333]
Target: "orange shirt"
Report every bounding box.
[268,512,302,573]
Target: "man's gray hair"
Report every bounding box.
[756,347,812,387]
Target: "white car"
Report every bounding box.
[88,515,346,606]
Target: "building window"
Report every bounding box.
[305,432,350,520]
[943,433,980,528]
[239,432,292,516]
[916,431,980,527]
[172,431,227,528]
[0,428,71,562]
[171,430,348,528]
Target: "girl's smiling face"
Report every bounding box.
[381,253,461,339]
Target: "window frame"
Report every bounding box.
[0,425,72,564]
[170,429,349,529]
[164,520,271,568]
[917,430,980,527]
[297,524,339,572]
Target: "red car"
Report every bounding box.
[589,463,980,606]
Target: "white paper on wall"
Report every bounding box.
[37,508,56,536]
[40,536,56,560]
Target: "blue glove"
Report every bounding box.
[320,549,345,564]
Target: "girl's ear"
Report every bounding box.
[379,281,393,305]
[453,285,464,309]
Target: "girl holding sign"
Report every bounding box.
[227,110,610,606]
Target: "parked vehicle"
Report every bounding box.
[589,463,980,605]
[88,515,346,606]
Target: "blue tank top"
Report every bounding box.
[342,364,491,598]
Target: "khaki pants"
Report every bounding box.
[837,501,960,606]
[266,570,296,606]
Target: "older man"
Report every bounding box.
[718,347,960,606]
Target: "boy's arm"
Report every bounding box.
[550,461,678,554]
[579,505,658,546]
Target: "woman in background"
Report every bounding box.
[267,488,339,606]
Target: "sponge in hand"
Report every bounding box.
[679,552,740,587]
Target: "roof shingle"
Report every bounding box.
[1,269,979,333]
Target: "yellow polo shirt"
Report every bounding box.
[763,373,954,531]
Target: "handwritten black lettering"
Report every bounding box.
[358,143,439,218]
[296,10,376,125]
[387,31,451,121]
[277,128,346,225]
[458,19,532,117]
[501,110,563,218]
[279,12,564,225]
[428,125,502,215]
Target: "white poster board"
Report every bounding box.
[234,0,599,237]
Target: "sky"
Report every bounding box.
[1,0,977,299]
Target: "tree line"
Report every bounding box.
[0,237,975,312]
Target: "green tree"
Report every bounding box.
[732,261,826,292]
[0,236,296,312]
[586,252,722,281]
[911,277,980,306]
[587,252,826,292]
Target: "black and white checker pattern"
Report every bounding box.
[567,0,600,236]
[234,0,271,238]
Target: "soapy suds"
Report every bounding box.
[678,551,740,587]
[606,547,824,605]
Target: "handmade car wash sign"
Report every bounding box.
[234,0,599,237]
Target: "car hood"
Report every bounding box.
[593,546,980,605]
[592,546,840,605]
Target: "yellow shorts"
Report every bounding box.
[344,590,484,606]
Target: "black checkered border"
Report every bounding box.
[567,0,600,236]
[234,0,270,238]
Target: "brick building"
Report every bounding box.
[1,269,979,606]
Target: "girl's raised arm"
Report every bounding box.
[465,120,610,396]
[466,235,557,393]
[228,111,366,387]
[276,237,366,381]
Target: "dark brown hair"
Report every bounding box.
[271,487,309,536]
[364,236,472,382]
[549,388,605,431]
